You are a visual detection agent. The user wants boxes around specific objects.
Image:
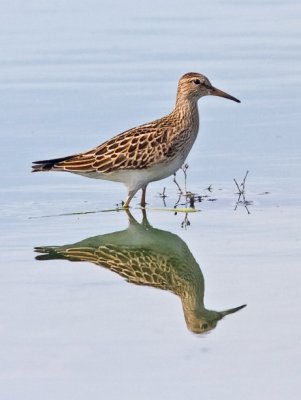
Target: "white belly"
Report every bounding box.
[79,154,185,192]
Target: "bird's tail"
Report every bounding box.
[34,246,64,260]
[31,155,75,172]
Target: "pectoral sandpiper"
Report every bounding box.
[32,72,240,207]
[35,209,245,334]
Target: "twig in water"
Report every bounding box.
[205,184,213,192]
[166,164,220,223]
[189,194,195,208]
[173,193,182,210]
[173,173,183,195]
[159,187,168,207]
[181,164,189,194]
[173,164,189,195]
[181,213,191,229]
[234,170,252,214]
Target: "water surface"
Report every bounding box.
[1,1,301,399]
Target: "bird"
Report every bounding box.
[32,72,240,208]
[35,209,246,334]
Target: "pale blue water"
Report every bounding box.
[1,1,301,399]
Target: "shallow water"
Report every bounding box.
[1,1,301,399]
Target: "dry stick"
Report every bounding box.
[244,203,251,214]
[242,170,249,189]
[173,167,191,210]
[173,173,183,194]
[159,187,167,206]
[161,187,167,207]
[234,177,246,202]
[181,164,189,195]
[234,178,243,208]
[182,164,196,209]
[173,193,182,211]
[234,170,250,213]
[181,212,190,229]
[173,164,202,211]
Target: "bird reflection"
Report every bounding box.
[34,210,245,334]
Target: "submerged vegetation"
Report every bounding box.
[159,165,253,218]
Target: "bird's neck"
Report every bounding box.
[178,277,204,312]
[173,96,199,130]
[177,278,209,330]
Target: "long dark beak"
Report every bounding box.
[211,86,241,103]
[220,304,246,317]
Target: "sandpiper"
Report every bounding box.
[35,209,246,334]
[32,72,240,207]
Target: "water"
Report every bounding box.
[1,1,301,399]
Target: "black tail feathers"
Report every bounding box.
[34,246,63,260]
[31,155,75,172]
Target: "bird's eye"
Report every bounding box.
[193,79,201,85]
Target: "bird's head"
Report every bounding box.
[184,304,246,334]
[177,72,240,103]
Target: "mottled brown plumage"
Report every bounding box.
[35,210,246,334]
[32,72,240,207]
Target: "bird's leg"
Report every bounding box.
[140,185,147,208]
[141,208,152,229]
[123,189,138,208]
[124,208,140,227]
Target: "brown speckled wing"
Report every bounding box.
[56,245,171,289]
[55,119,174,174]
